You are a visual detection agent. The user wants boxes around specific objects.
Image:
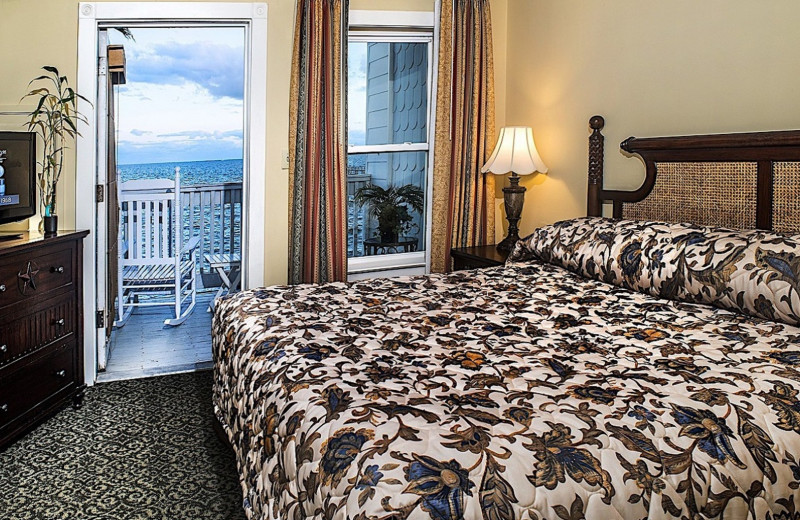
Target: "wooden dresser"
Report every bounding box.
[0,230,89,449]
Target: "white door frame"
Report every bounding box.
[76,2,267,385]
[95,28,111,371]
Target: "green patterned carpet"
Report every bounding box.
[0,371,245,520]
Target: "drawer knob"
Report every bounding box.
[0,344,6,354]
[55,318,65,327]
[0,284,5,292]
[55,369,66,378]
[51,266,65,274]
[0,404,7,413]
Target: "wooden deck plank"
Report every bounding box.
[102,291,215,381]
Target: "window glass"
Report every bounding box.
[347,41,428,147]
[347,151,427,258]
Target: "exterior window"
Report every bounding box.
[347,30,433,275]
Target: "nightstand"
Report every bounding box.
[451,245,509,271]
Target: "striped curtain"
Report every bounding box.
[430,0,496,273]
[288,0,349,284]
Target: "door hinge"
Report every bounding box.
[96,184,104,203]
[96,310,105,329]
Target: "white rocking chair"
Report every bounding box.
[115,167,200,327]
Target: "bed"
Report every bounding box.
[213,117,800,520]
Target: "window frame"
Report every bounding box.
[347,11,437,279]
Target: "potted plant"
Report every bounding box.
[23,66,88,234]
[353,183,424,243]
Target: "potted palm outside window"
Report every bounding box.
[353,183,424,243]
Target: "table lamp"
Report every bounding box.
[481,127,548,252]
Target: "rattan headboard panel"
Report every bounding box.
[622,162,758,229]
[588,117,800,232]
[773,162,800,234]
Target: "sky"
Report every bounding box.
[109,27,245,165]
[348,42,368,146]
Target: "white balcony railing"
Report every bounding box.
[120,175,381,281]
[180,182,242,273]
[120,182,242,287]
[347,173,371,257]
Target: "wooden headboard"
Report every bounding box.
[587,115,800,233]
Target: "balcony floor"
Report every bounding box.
[97,291,216,383]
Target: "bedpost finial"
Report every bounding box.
[590,115,605,130]
[620,136,636,153]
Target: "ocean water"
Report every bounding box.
[119,156,369,185]
[117,156,376,259]
[118,159,243,278]
[119,158,243,185]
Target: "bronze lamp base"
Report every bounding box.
[497,172,525,252]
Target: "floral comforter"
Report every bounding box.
[212,261,800,520]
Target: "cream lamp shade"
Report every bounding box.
[482,126,547,253]
[481,127,548,175]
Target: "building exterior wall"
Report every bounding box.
[362,41,429,245]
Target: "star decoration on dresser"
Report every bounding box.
[18,261,40,294]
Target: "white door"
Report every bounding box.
[95,29,121,370]
[76,3,267,385]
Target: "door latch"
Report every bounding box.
[96,310,105,329]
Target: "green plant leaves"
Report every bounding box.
[21,66,89,214]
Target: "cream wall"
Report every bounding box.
[501,0,800,236]
[0,0,433,284]
[490,0,508,241]
[0,0,295,286]
[11,2,794,279]
[352,0,431,10]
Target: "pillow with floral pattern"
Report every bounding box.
[509,217,800,325]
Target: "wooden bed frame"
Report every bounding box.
[586,115,800,233]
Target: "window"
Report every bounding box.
[347,12,434,277]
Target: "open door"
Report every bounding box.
[96,31,126,371]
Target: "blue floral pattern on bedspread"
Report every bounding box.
[213,241,800,520]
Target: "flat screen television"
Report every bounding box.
[0,132,36,227]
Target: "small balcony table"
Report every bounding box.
[205,253,241,312]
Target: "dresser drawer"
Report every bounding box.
[0,342,76,430]
[0,245,74,313]
[0,291,76,366]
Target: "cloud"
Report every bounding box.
[115,81,243,164]
[158,129,243,140]
[348,43,368,145]
[117,138,242,165]
[109,28,245,164]
[349,128,366,146]
[348,44,368,93]
[117,89,152,102]
[126,41,244,100]
[119,125,243,164]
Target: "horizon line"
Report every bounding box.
[118,157,243,167]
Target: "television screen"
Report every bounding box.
[0,132,36,226]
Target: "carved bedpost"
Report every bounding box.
[587,115,605,216]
